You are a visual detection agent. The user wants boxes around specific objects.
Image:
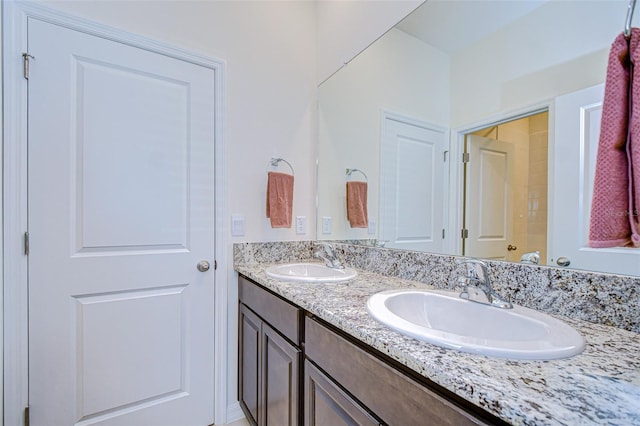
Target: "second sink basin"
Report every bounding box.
[265,263,357,283]
[367,289,585,360]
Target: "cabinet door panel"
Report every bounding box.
[305,360,380,426]
[262,324,301,426]
[239,305,261,425]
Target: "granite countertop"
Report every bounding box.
[235,261,640,426]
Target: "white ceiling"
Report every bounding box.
[396,0,550,54]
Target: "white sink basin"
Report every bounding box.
[265,263,357,283]
[367,289,585,360]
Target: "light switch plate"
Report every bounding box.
[231,214,245,237]
[322,216,332,234]
[296,216,306,235]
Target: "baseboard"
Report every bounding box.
[226,402,246,424]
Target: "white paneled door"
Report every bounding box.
[380,115,447,252]
[465,135,515,260]
[27,18,215,425]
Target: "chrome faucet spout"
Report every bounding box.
[315,243,344,269]
[520,251,540,265]
[457,259,512,309]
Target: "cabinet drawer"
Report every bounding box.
[239,275,302,345]
[305,317,487,426]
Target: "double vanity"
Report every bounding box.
[235,242,640,425]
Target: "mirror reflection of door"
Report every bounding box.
[463,112,549,264]
[380,113,447,252]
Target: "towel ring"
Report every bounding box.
[346,168,368,182]
[268,157,295,176]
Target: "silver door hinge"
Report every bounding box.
[24,406,30,426]
[214,260,218,270]
[462,152,470,163]
[461,229,469,239]
[22,53,35,80]
[442,229,445,239]
[24,232,30,256]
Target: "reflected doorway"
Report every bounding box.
[462,112,549,264]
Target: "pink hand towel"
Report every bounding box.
[628,29,640,247]
[346,181,368,228]
[266,171,294,228]
[590,29,640,248]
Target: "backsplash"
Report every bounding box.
[233,241,640,333]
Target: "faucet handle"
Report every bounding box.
[315,243,344,269]
[319,242,335,255]
[457,259,489,283]
[456,259,512,309]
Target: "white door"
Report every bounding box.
[28,18,215,425]
[465,135,515,260]
[380,115,447,252]
[553,84,640,275]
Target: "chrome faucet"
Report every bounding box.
[457,259,512,309]
[520,251,540,265]
[315,243,344,269]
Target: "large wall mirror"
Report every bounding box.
[317,0,640,277]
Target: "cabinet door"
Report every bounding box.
[239,305,261,425]
[304,360,380,426]
[262,323,302,426]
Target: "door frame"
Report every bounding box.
[2,2,228,424]
[449,102,553,258]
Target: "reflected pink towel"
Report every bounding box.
[266,171,294,228]
[346,181,368,228]
[630,30,640,247]
[590,29,640,248]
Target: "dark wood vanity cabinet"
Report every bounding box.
[238,275,504,426]
[239,276,303,426]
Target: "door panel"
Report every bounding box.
[465,135,515,260]
[304,360,380,426]
[239,305,261,426]
[76,287,186,418]
[76,58,189,250]
[28,18,215,425]
[381,116,447,252]
[262,324,301,426]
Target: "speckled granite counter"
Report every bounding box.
[235,261,640,426]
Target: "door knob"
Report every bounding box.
[507,244,517,251]
[556,257,571,267]
[197,260,211,272]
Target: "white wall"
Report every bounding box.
[316,0,423,84]
[318,28,449,241]
[0,2,4,419]
[450,0,625,127]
